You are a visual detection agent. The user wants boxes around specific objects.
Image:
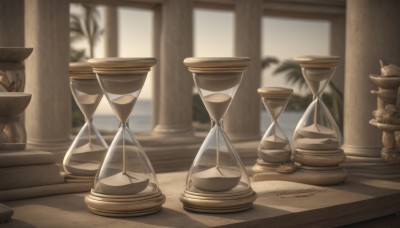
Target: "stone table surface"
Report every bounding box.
[3,171,400,227]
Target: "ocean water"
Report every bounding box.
[93,99,303,140]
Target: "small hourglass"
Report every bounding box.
[253,87,295,174]
[181,57,256,213]
[85,58,165,217]
[63,63,108,182]
[292,55,347,185]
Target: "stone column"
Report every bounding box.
[330,15,345,130]
[342,0,400,178]
[153,0,193,135]
[152,4,161,129]
[104,6,119,57]
[226,0,262,140]
[24,0,71,160]
[0,0,24,47]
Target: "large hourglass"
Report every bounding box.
[181,57,256,213]
[292,56,347,185]
[85,58,165,217]
[63,63,108,182]
[252,87,295,174]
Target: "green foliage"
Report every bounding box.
[70,4,103,58]
[192,93,210,123]
[70,4,103,129]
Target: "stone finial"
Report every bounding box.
[380,60,400,77]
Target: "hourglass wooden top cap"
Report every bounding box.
[294,55,340,68]
[184,57,251,73]
[88,58,156,74]
[0,47,33,62]
[69,62,95,79]
[258,87,293,98]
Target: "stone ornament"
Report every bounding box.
[370,60,400,163]
[181,57,257,213]
[0,47,32,92]
[0,47,33,150]
[85,58,165,217]
[63,62,108,183]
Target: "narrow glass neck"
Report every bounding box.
[211,119,223,128]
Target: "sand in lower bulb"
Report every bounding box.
[191,167,241,192]
[96,171,149,195]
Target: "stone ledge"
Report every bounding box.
[3,172,400,227]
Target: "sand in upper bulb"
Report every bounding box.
[110,95,137,123]
[203,93,231,121]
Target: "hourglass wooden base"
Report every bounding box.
[253,149,347,186]
[252,159,297,174]
[180,188,256,213]
[85,187,165,217]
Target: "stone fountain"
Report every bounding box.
[369,60,400,163]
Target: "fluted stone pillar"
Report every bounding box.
[330,15,346,130]
[25,0,71,159]
[342,0,400,178]
[152,4,162,129]
[0,0,24,47]
[104,6,119,57]
[153,0,193,135]
[226,0,262,140]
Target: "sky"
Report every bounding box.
[71,5,330,114]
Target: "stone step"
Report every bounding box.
[0,164,64,191]
[0,151,56,168]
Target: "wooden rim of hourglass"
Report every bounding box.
[257,87,293,98]
[69,62,96,79]
[184,57,250,73]
[294,55,340,68]
[85,185,166,217]
[88,57,156,74]
[180,187,257,213]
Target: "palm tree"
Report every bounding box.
[69,4,103,130]
[271,59,344,131]
[70,4,103,59]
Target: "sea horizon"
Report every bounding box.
[92,99,303,141]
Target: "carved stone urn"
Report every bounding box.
[0,47,32,92]
[0,47,33,150]
[369,60,400,163]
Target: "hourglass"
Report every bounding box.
[252,87,295,174]
[85,58,165,217]
[181,57,256,213]
[63,63,108,182]
[292,55,347,185]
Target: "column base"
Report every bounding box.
[85,188,165,217]
[343,145,381,157]
[153,124,194,135]
[253,166,348,186]
[343,155,400,179]
[27,139,71,162]
[180,188,256,213]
